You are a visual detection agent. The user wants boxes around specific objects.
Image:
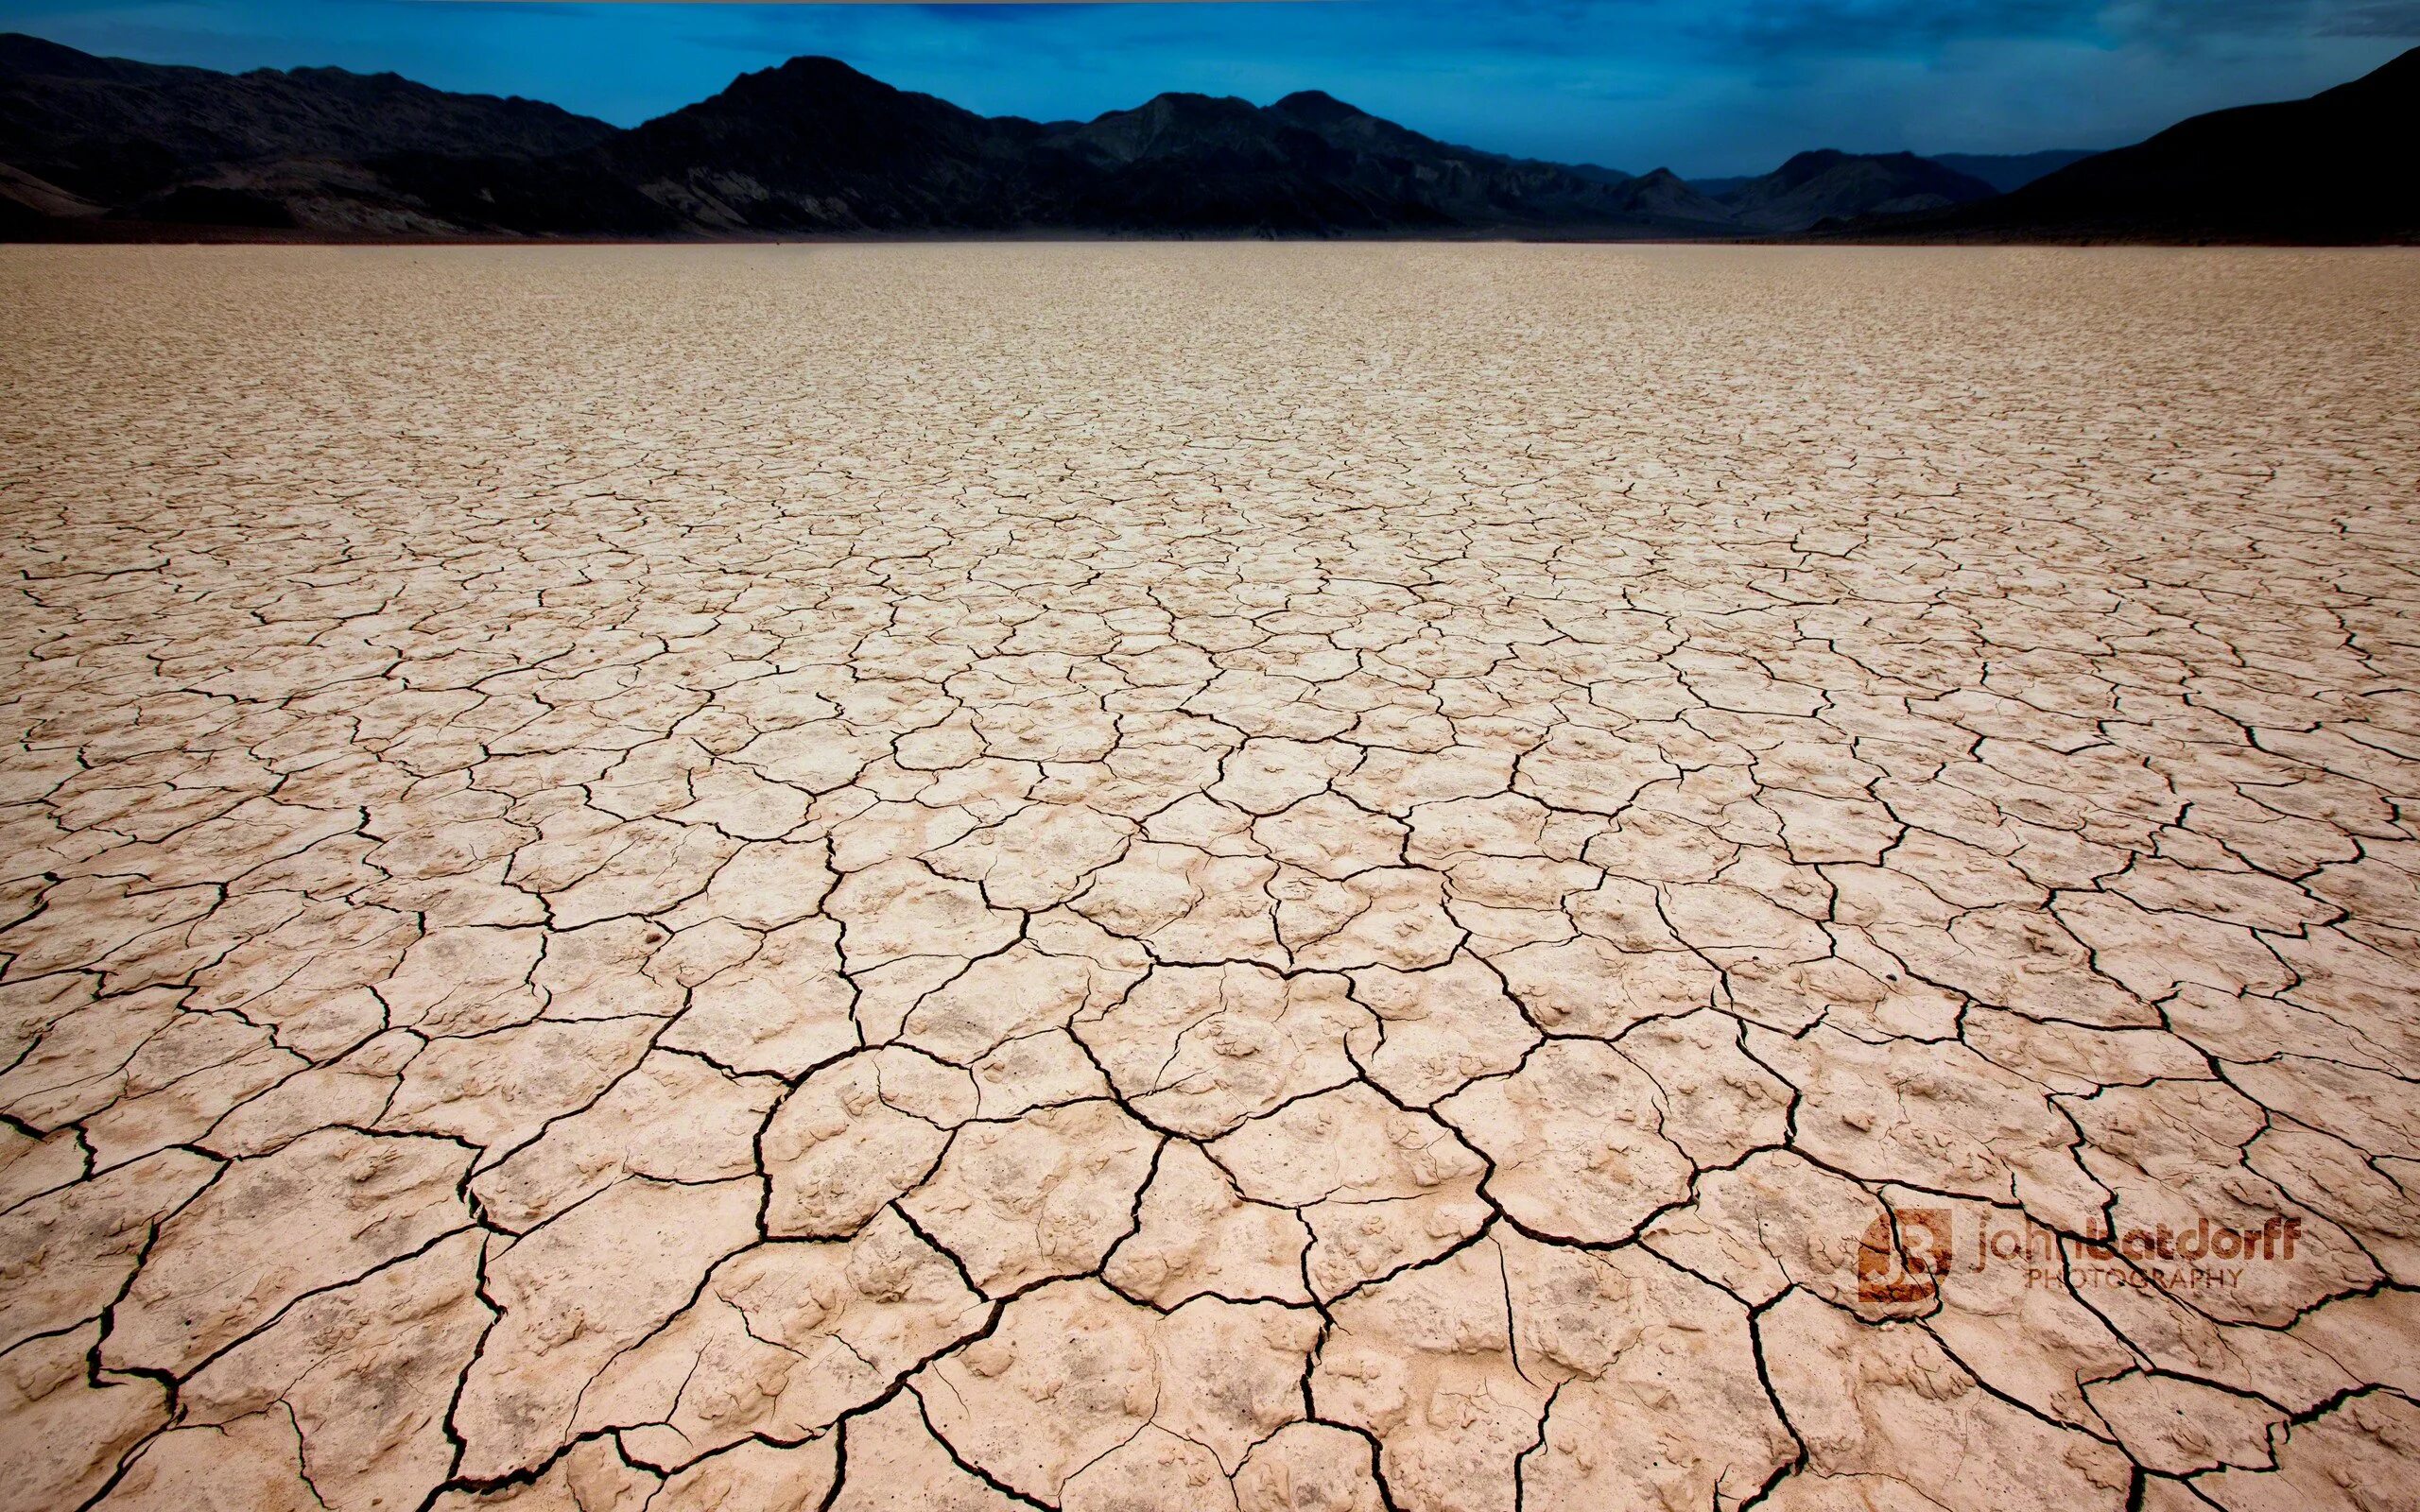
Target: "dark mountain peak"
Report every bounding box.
[1771,148,1853,185]
[1113,91,1264,124]
[1270,89,1369,123]
[627,48,996,166]
[1606,167,1735,228]
[711,53,898,106]
[766,54,876,84]
[656,51,962,131]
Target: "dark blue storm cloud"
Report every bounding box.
[0,0,2411,174]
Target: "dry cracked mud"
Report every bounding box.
[1,242,2417,1512]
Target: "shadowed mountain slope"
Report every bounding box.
[0,30,613,228]
[1848,47,2418,243]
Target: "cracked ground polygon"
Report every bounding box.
[2,243,2418,1512]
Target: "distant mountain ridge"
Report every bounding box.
[3,32,2411,242]
[1706,150,1999,232]
[1695,150,2094,202]
[1834,49,2419,243]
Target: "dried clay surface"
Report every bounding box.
[2,243,2418,1512]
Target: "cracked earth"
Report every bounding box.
[0,243,2417,1512]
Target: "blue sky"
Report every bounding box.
[3,0,2413,175]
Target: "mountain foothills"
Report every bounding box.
[2,31,2412,241]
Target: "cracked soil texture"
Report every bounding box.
[1,243,2418,1512]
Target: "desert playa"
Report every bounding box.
[1,243,2416,1511]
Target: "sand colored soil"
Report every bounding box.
[1,243,2417,1511]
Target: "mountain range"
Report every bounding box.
[3,31,2412,243]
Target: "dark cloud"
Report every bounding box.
[1668,0,2419,56]
[1681,0,2100,57]
[2317,0,2420,32]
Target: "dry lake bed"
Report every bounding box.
[2,243,2417,1512]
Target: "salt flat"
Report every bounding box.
[2,243,2417,1512]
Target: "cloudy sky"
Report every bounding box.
[3,0,2413,174]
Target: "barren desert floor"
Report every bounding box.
[2,244,2418,1512]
